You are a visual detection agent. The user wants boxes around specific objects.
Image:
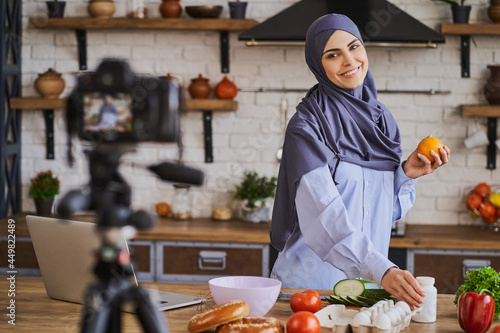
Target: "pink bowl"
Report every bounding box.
[209,276,282,317]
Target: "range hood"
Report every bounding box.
[239,0,445,48]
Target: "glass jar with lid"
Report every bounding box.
[171,184,192,220]
[212,191,233,221]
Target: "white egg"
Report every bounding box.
[395,301,412,315]
[373,313,392,330]
[392,306,407,322]
[384,309,399,325]
[352,310,372,327]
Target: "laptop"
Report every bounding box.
[26,215,203,312]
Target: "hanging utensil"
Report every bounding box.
[276,94,288,162]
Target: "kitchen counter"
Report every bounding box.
[1,213,271,244]
[2,213,500,249]
[1,276,494,332]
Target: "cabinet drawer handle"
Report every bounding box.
[463,259,491,279]
[198,250,226,271]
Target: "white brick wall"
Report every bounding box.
[19,0,500,226]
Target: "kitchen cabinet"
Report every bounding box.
[407,248,500,294]
[0,214,271,283]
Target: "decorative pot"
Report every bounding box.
[160,0,182,18]
[484,65,500,105]
[46,1,66,18]
[214,76,238,99]
[488,0,500,23]
[240,198,271,223]
[451,5,471,23]
[34,68,65,99]
[34,198,54,216]
[88,0,116,19]
[188,74,211,99]
[228,1,248,19]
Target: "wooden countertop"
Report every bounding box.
[1,277,493,332]
[1,213,271,244]
[2,213,500,250]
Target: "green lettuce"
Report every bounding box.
[454,266,500,318]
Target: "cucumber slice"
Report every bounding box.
[334,279,379,297]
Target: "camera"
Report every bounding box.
[66,59,180,143]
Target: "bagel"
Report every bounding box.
[188,300,250,333]
[216,317,284,333]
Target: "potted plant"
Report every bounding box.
[432,0,471,23]
[228,0,248,19]
[46,0,66,18]
[233,170,277,223]
[29,170,60,216]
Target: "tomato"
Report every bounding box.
[290,290,322,313]
[491,325,500,333]
[474,182,491,198]
[286,311,321,333]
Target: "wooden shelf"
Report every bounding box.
[28,17,257,31]
[462,105,500,117]
[185,99,237,111]
[10,97,237,112]
[462,104,499,170]
[440,23,500,78]
[28,17,258,73]
[10,97,66,110]
[441,23,500,36]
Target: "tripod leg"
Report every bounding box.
[133,287,169,333]
[80,298,113,333]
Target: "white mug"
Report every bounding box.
[464,129,489,149]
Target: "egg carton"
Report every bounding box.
[315,300,422,333]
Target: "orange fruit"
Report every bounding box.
[417,137,444,163]
[155,202,172,217]
[479,201,497,224]
[474,182,491,198]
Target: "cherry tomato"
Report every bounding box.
[290,290,322,313]
[286,311,321,333]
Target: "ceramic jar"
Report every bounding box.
[88,0,116,19]
[484,65,500,105]
[34,68,65,99]
[488,0,500,23]
[214,76,238,99]
[188,74,211,99]
[160,0,182,18]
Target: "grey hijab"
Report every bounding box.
[271,14,402,251]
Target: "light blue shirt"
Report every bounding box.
[270,160,418,289]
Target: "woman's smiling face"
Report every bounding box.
[321,30,368,89]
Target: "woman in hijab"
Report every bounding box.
[270,14,450,308]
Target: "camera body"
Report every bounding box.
[67,59,180,143]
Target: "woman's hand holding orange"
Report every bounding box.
[403,136,450,179]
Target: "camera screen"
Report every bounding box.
[83,93,133,133]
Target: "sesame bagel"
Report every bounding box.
[216,317,284,333]
[187,300,250,333]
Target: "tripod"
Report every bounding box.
[58,144,168,333]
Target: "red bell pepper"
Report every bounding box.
[457,291,495,333]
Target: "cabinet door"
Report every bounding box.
[408,249,500,294]
[129,240,155,282]
[0,236,41,276]
[157,241,269,283]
